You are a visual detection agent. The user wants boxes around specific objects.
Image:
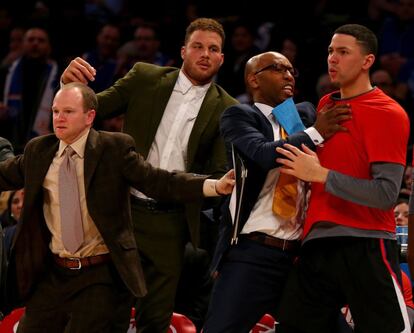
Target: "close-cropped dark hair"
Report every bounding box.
[184,17,225,49]
[334,24,377,56]
[61,82,98,111]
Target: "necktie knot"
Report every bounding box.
[64,146,76,158]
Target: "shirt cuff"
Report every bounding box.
[203,179,219,197]
[304,126,324,145]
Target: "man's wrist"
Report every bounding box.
[203,179,220,197]
[314,167,329,183]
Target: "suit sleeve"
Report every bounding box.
[220,104,315,171]
[97,63,142,119]
[120,135,206,203]
[0,137,14,162]
[0,155,25,191]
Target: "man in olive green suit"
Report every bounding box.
[62,18,238,332]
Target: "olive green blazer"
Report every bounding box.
[96,62,238,245]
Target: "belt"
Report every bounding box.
[53,253,111,270]
[131,196,184,213]
[243,232,300,252]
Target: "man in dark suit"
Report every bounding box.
[0,82,234,333]
[203,51,351,332]
[61,17,238,332]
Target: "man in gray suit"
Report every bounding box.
[62,17,238,332]
[0,83,234,333]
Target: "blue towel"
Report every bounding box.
[272,98,305,135]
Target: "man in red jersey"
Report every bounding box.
[275,24,410,333]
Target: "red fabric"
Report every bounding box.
[304,88,409,237]
[251,314,275,332]
[168,313,197,333]
[0,307,25,332]
[402,271,414,309]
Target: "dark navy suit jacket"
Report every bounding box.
[211,102,316,272]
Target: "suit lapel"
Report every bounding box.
[37,139,60,185]
[84,129,103,192]
[252,105,275,141]
[143,70,179,156]
[187,85,219,171]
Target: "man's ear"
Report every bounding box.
[362,54,375,70]
[246,73,258,90]
[180,46,186,60]
[87,109,96,126]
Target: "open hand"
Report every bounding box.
[314,102,351,139]
[276,144,329,183]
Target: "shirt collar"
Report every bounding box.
[58,129,90,158]
[254,102,274,120]
[175,70,211,95]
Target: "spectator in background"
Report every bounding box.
[82,23,120,93]
[1,189,23,262]
[378,0,414,105]
[315,73,338,100]
[0,189,24,229]
[371,68,414,145]
[395,198,409,226]
[217,20,260,100]
[401,165,414,198]
[116,22,174,77]
[0,27,58,153]
[0,27,26,69]
[371,69,394,96]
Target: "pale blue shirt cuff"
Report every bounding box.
[304,127,324,145]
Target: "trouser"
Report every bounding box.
[132,202,188,333]
[17,260,134,333]
[276,237,410,333]
[203,237,297,333]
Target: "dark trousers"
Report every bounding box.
[203,237,297,333]
[17,261,134,333]
[276,237,409,333]
[132,203,188,333]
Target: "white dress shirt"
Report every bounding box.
[131,70,211,199]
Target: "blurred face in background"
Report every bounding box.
[134,26,159,61]
[10,189,24,220]
[394,202,409,226]
[97,25,120,58]
[22,28,51,60]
